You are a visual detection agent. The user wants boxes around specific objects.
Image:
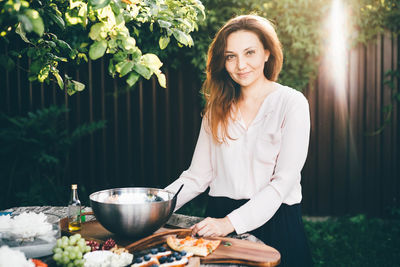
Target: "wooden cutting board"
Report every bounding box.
[60,213,280,266]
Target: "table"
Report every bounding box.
[2,206,270,267]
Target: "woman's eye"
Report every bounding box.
[246,50,255,55]
[225,55,235,61]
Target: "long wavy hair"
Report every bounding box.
[202,15,283,144]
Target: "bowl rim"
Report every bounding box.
[89,187,176,205]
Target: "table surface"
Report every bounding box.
[3,206,265,267]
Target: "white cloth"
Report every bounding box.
[165,83,310,234]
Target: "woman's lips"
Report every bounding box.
[237,72,251,79]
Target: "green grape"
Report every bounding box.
[69,251,77,260]
[73,246,80,254]
[74,259,84,266]
[53,247,62,254]
[77,238,85,248]
[61,239,69,248]
[62,250,69,258]
[67,262,74,267]
[69,237,77,246]
[56,239,62,247]
[53,253,62,261]
[62,255,70,264]
[85,245,91,253]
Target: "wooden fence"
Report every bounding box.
[1,33,399,216]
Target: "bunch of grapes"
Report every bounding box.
[53,234,91,267]
[102,238,116,250]
[86,240,100,251]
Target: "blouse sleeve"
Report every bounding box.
[165,118,214,211]
[227,92,311,234]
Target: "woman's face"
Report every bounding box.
[224,30,270,90]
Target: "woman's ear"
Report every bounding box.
[265,50,271,62]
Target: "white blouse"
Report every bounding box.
[165,83,310,234]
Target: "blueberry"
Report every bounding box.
[134,257,143,263]
[144,254,151,261]
[167,257,174,263]
[180,251,187,256]
[150,248,158,255]
[159,256,167,264]
[158,246,166,252]
[172,252,179,257]
[175,255,182,261]
[150,265,159,267]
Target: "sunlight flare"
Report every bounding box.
[327,0,348,105]
[324,0,350,131]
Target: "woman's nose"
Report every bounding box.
[236,56,246,70]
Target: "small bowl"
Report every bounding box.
[89,187,176,237]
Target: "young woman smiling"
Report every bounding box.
[166,15,313,266]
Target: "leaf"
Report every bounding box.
[108,59,116,76]
[15,24,31,43]
[159,36,170,50]
[158,19,172,28]
[65,12,82,25]
[55,39,75,58]
[66,84,77,96]
[155,72,166,88]
[89,0,111,10]
[141,53,163,72]
[224,242,232,247]
[89,23,105,41]
[126,72,140,87]
[121,36,136,51]
[38,66,50,82]
[70,0,86,10]
[25,9,44,36]
[110,1,122,15]
[172,29,192,46]
[89,40,107,60]
[108,39,118,50]
[115,61,134,77]
[47,12,65,30]
[72,80,85,91]
[52,71,64,89]
[133,64,152,80]
[113,51,128,62]
[18,14,33,33]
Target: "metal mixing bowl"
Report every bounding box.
[89,187,176,237]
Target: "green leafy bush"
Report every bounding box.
[304,214,400,266]
[0,105,106,209]
[0,0,205,94]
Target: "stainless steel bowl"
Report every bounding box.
[89,187,176,237]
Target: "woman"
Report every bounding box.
[165,14,313,266]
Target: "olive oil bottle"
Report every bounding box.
[68,184,81,231]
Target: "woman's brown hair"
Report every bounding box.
[202,15,283,144]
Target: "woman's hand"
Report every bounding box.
[190,216,235,237]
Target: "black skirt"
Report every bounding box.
[205,196,313,267]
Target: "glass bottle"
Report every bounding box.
[68,184,81,231]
